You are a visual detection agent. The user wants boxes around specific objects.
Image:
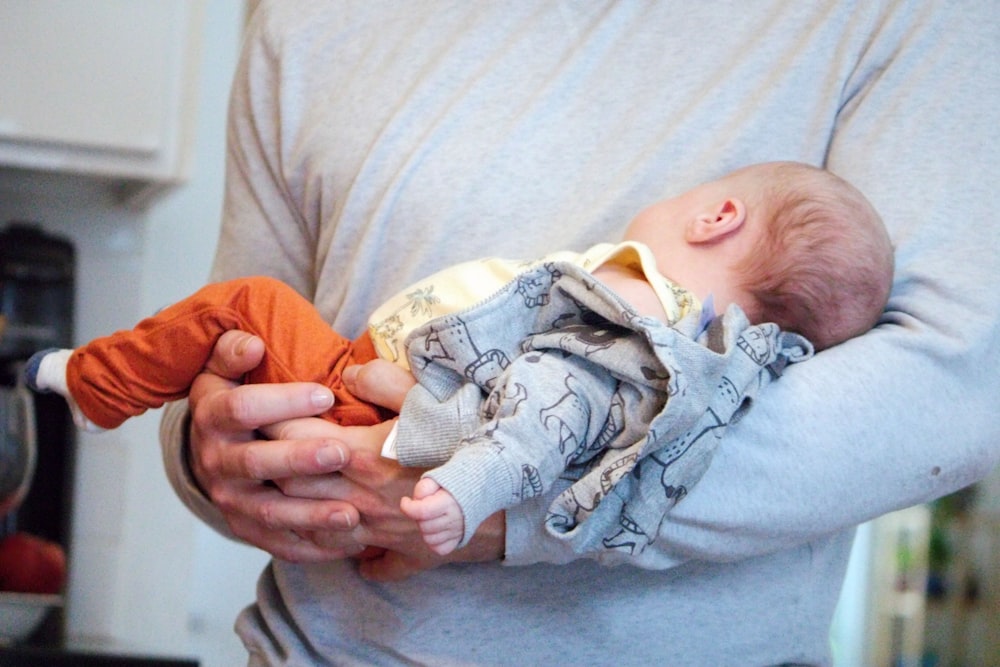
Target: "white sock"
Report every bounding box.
[37,349,105,433]
[34,349,73,395]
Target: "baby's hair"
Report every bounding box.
[730,162,894,351]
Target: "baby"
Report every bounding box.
[26,162,893,555]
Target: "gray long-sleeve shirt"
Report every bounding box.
[160,2,1000,664]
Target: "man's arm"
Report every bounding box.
[505,1,1000,568]
[163,0,999,575]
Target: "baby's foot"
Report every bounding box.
[400,477,464,555]
[24,348,104,432]
[24,348,72,396]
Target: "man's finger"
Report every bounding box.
[227,515,360,563]
[194,381,335,432]
[276,469,354,499]
[204,330,266,379]
[207,437,349,482]
[218,482,360,534]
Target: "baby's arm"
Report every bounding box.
[397,348,621,554]
[400,477,464,555]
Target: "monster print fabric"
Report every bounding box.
[395,262,812,550]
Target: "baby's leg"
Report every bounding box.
[27,276,383,431]
[400,477,464,555]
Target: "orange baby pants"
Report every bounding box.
[66,276,391,429]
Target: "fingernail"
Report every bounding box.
[332,510,354,529]
[311,389,334,409]
[235,334,251,355]
[342,365,358,388]
[316,444,345,467]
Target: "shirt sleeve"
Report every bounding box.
[158,7,319,541]
[506,2,1000,567]
[394,382,485,467]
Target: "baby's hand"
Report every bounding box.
[400,477,464,555]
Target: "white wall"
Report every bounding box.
[0,3,268,665]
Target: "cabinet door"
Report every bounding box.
[0,0,203,193]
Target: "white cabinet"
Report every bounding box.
[0,1,205,204]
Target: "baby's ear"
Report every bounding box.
[686,198,747,244]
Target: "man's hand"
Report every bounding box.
[344,360,505,580]
[356,510,505,582]
[271,412,504,580]
[188,335,506,575]
[187,330,363,562]
[274,359,506,580]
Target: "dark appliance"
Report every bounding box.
[0,222,76,644]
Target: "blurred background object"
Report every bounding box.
[0,222,75,646]
[0,373,36,522]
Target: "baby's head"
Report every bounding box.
[726,162,893,351]
[624,161,893,350]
